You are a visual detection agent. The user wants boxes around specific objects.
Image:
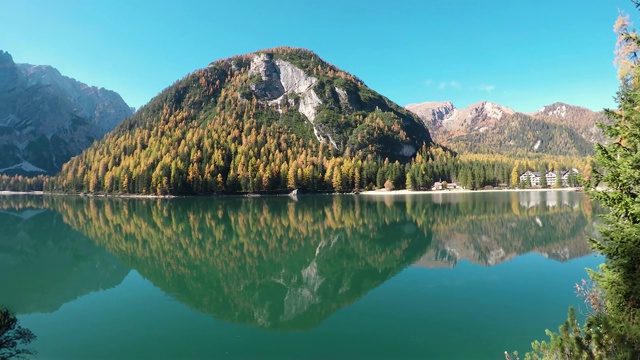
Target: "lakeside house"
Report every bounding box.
[519,169,579,187]
[432,182,459,190]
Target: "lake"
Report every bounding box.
[0,191,602,360]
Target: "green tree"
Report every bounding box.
[0,306,36,360]
[587,11,640,349]
[376,168,385,189]
[524,8,640,359]
[567,170,578,187]
[540,171,548,188]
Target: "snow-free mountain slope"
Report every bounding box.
[0,50,133,175]
[406,100,597,157]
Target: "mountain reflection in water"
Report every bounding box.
[0,191,598,331]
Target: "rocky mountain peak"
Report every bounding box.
[51,47,434,194]
[534,102,572,119]
[247,52,329,145]
[405,101,456,128]
[0,51,14,65]
[0,50,133,175]
[466,101,515,120]
[248,52,322,124]
[406,100,516,133]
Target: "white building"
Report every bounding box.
[519,169,579,187]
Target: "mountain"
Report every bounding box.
[532,102,609,143]
[0,50,133,175]
[406,101,595,157]
[50,47,434,195]
[408,100,516,135]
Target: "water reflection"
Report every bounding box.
[0,191,599,331]
[0,196,128,314]
[369,191,597,267]
[47,196,432,330]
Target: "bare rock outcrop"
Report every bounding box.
[249,53,335,146]
[0,50,133,175]
[406,101,455,128]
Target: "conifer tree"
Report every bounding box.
[539,170,547,188]
[524,7,640,359]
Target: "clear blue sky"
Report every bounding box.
[1,0,637,112]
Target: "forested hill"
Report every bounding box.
[49,47,435,195]
[531,102,610,144]
[443,112,594,157]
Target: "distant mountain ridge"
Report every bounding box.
[407,100,516,135]
[406,100,603,157]
[0,50,133,175]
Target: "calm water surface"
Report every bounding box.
[0,191,602,359]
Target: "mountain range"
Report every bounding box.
[405,100,607,157]
[0,50,133,175]
[0,47,611,193]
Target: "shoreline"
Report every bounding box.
[0,187,582,198]
[0,191,44,195]
[359,187,581,196]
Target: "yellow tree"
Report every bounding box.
[510,165,519,187]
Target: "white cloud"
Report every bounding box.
[477,84,495,92]
[424,79,433,86]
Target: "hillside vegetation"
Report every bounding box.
[447,113,594,157]
[48,47,437,195]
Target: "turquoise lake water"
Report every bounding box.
[0,191,603,359]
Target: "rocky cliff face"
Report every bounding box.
[407,100,515,135]
[246,52,424,153]
[248,53,331,145]
[405,101,455,128]
[0,51,133,175]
